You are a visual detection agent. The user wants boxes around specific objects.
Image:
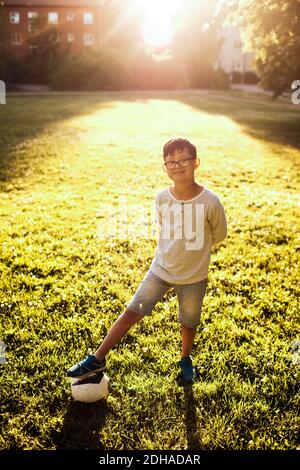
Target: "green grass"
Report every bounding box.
[0,90,299,450]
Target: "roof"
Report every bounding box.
[2,1,106,7]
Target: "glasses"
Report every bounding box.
[164,157,195,170]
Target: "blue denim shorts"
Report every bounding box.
[127,269,208,328]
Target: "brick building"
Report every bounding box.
[1,0,108,58]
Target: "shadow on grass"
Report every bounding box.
[176,367,203,450]
[53,399,108,450]
[2,90,299,188]
[171,91,300,152]
[0,94,131,185]
[126,89,300,152]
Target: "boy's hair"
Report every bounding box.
[163,138,197,160]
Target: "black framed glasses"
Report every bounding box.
[164,157,195,170]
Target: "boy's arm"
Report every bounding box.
[207,196,227,246]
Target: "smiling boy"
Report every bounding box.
[67,137,227,384]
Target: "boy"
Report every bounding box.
[67,137,227,384]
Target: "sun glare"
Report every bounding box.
[135,0,183,48]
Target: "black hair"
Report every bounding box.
[163,137,197,160]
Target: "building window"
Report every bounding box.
[67,12,75,22]
[48,12,58,24]
[49,33,60,44]
[83,12,93,24]
[28,12,39,33]
[11,33,22,45]
[10,12,20,24]
[83,33,94,46]
[67,33,75,43]
[28,12,38,19]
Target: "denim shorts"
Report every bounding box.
[127,269,208,328]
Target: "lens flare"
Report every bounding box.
[135,0,183,48]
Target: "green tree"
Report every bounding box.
[25,14,62,83]
[27,15,60,61]
[228,0,300,98]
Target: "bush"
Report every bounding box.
[181,60,230,90]
[212,68,231,90]
[50,46,187,91]
[50,48,131,91]
[230,71,242,84]
[4,44,232,91]
[0,53,9,82]
[243,71,259,84]
[123,47,186,90]
[229,70,259,85]
[4,54,60,85]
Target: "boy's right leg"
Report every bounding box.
[94,271,172,362]
[94,308,145,361]
[66,270,172,378]
[66,308,144,378]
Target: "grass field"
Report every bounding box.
[0,90,299,450]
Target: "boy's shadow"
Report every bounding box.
[53,400,108,450]
[175,366,203,450]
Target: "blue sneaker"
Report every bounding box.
[177,355,196,384]
[66,354,106,379]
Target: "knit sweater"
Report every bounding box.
[149,185,227,284]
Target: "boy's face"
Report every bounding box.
[163,147,199,183]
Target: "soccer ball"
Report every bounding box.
[70,371,109,403]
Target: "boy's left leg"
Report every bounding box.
[178,323,198,383]
[175,278,208,383]
[180,323,197,359]
[174,277,208,349]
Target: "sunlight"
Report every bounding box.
[135,0,184,48]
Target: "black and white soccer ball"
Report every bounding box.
[70,371,109,403]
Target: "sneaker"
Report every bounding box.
[177,355,196,384]
[66,354,106,379]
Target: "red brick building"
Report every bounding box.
[1,0,108,58]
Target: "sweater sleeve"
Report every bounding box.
[155,193,162,229]
[207,196,227,246]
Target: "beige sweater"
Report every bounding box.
[149,185,227,284]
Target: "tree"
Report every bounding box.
[25,14,62,83]
[227,0,300,98]
[0,5,10,47]
[171,0,225,87]
[0,4,10,80]
[27,15,61,61]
